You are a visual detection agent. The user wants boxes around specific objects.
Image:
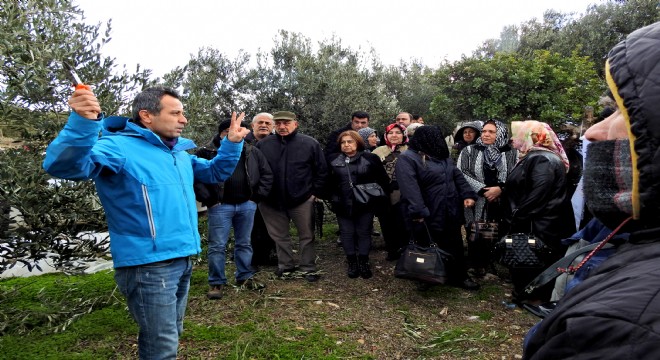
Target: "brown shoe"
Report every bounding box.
[207,285,224,300]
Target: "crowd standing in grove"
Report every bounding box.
[42,20,660,360]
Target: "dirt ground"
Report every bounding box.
[187,231,539,359]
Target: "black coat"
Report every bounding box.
[193,138,273,207]
[396,149,477,232]
[524,227,660,359]
[256,130,328,209]
[502,151,575,249]
[327,151,390,217]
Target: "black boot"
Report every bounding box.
[347,255,359,278]
[358,255,373,279]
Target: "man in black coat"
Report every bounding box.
[256,111,328,282]
[523,21,660,359]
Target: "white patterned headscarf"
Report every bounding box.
[476,120,508,168]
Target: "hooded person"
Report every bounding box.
[523,21,660,359]
[395,126,480,290]
[451,121,482,163]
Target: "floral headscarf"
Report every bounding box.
[476,120,508,168]
[384,123,409,150]
[510,120,570,172]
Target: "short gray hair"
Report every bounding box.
[252,112,274,124]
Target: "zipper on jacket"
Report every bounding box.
[142,184,157,244]
[172,152,197,245]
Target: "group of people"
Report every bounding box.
[43,20,660,360]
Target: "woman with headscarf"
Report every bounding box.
[373,123,410,260]
[357,127,379,152]
[396,126,480,290]
[502,120,575,303]
[451,121,482,163]
[457,120,518,277]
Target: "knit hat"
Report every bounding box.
[357,127,376,144]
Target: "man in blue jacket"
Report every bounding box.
[43,87,248,359]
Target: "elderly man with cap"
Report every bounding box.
[255,111,328,282]
[523,21,660,359]
[194,119,273,299]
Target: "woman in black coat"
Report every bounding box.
[327,130,390,279]
[503,120,575,303]
[395,126,480,290]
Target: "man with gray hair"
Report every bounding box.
[245,113,277,267]
[246,112,274,143]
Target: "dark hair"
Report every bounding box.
[351,111,370,120]
[337,130,365,152]
[412,114,421,120]
[131,87,180,122]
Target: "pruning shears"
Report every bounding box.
[63,61,90,90]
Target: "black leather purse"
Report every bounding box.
[394,224,453,284]
[497,233,550,268]
[345,157,385,204]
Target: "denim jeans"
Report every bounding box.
[114,256,192,360]
[207,200,257,285]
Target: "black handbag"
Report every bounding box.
[394,224,453,284]
[497,233,549,268]
[344,157,385,204]
[352,183,385,204]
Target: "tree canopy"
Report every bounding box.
[1,0,658,273]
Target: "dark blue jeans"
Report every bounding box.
[207,201,257,284]
[114,257,192,360]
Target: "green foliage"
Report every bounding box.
[0,271,121,335]
[429,50,604,131]
[0,0,154,275]
[480,0,660,75]
[0,143,109,274]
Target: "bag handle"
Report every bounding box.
[408,221,439,248]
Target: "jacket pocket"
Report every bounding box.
[142,184,157,239]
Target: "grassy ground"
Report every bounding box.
[0,225,538,359]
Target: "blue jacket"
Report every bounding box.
[43,113,242,267]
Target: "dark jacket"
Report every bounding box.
[502,151,575,249]
[523,22,660,359]
[396,149,477,232]
[256,129,328,209]
[324,123,353,161]
[524,229,660,360]
[327,151,390,217]
[194,135,273,208]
